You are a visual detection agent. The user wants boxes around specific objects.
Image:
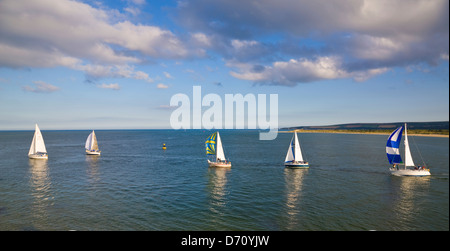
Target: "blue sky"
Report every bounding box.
[0,0,448,130]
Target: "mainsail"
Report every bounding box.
[404,124,415,167]
[216,132,225,161]
[29,124,47,155]
[386,126,404,165]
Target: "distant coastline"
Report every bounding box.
[281,121,449,138]
[280,129,449,138]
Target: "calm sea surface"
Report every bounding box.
[0,130,448,231]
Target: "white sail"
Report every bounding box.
[216,131,226,161]
[285,132,304,162]
[285,136,294,162]
[92,131,99,151]
[85,132,93,150]
[85,130,99,151]
[29,124,47,155]
[294,132,304,162]
[404,124,415,167]
[29,135,35,155]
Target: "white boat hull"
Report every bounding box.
[285,162,309,169]
[390,168,431,177]
[208,160,231,168]
[86,150,101,155]
[28,153,48,159]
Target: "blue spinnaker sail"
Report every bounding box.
[386,126,404,164]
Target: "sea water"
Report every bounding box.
[0,130,448,230]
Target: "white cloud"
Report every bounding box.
[190,33,213,47]
[231,39,259,50]
[273,57,348,81]
[0,0,189,81]
[112,21,189,59]
[22,81,60,93]
[0,43,82,68]
[178,0,448,85]
[124,7,141,16]
[351,35,404,60]
[179,0,448,39]
[352,67,389,82]
[163,72,173,79]
[229,57,347,85]
[73,64,153,82]
[157,83,169,89]
[97,83,120,90]
[229,57,389,85]
[1,0,447,87]
[133,71,154,82]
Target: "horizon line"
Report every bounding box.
[1,120,448,132]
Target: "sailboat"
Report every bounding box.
[28,124,48,159]
[206,131,231,168]
[85,130,101,155]
[386,123,430,176]
[285,132,309,168]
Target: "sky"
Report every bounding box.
[0,0,448,130]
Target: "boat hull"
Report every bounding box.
[86,150,101,155]
[285,162,309,169]
[389,168,430,176]
[28,154,48,159]
[208,160,231,168]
